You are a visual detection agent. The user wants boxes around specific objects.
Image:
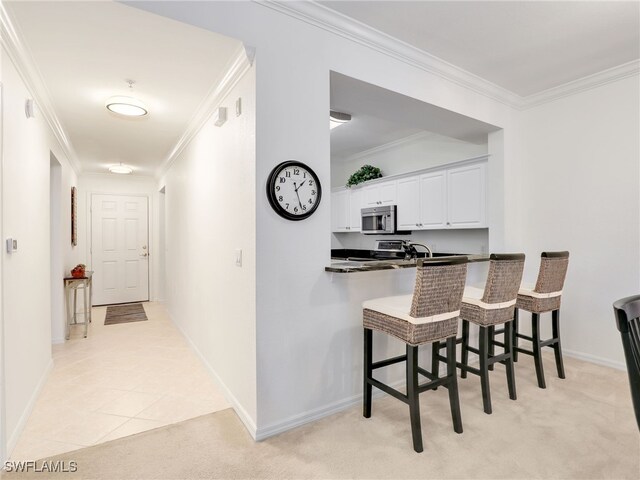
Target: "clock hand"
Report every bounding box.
[295,180,306,192]
[294,188,304,210]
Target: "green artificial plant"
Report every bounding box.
[346,165,382,187]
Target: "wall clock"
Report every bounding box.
[266,161,322,221]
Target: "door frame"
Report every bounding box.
[88,192,153,305]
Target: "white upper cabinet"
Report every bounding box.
[396,176,420,229]
[396,171,447,230]
[394,159,486,231]
[349,188,363,231]
[331,157,487,233]
[331,187,363,232]
[331,189,350,232]
[446,162,486,228]
[420,171,447,228]
[363,180,397,207]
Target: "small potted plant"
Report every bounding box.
[346,165,382,188]
[71,264,86,278]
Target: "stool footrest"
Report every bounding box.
[515,333,533,341]
[488,352,510,365]
[514,346,534,356]
[539,338,558,348]
[372,355,407,370]
[457,362,481,376]
[418,376,450,393]
[367,378,409,405]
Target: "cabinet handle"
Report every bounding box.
[447,222,451,226]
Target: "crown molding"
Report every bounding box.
[155,44,252,180]
[0,3,82,175]
[259,1,640,112]
[337,131,433,164]
[520,59,640,109]
[258,1,522,108]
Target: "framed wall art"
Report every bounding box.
[71,186,77,246]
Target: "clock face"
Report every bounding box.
[267,161,322,221]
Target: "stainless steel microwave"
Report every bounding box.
[361,205,397,235]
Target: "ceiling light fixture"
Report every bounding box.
[108,163,133,174]
[330,110,351,130]
[106,80,148,117]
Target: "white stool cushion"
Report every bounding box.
[462,286,516,310]
[363,294,460,326]
[518,285,562,299]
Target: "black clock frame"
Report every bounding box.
[266,160,322,221]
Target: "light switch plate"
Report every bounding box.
[235,249,242,267]
[235,97,242,116]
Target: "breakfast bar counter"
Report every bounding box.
[325,254,491,273]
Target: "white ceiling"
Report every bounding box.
[5,1,243,176]
[331,72,499,162]
[320,1,640,96]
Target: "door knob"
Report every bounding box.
[140,252,148,257]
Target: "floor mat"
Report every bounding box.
[104,303,148,325]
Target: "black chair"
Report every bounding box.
[613,295,640,431]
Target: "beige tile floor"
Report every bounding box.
[10,302,230,461]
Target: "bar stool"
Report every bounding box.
[457,253,525,414]
[362,256,468,453]
[513,251,569,389]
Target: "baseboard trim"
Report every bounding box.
[51,337,65,345]
[6,359,54,457]
[166,312,258,439]
[563,349,626,371]
[255,379,404,441]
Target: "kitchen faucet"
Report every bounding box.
[402,241,433,260]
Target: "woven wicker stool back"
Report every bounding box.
[481,253,526,305]
[409,256,468,320]
[534,251,570,294]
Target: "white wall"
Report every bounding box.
[130,1,516,438]
[331,131,487,187]
[158,66,257,429]
[517,75,640,369]
[77,173,161,302]
[1,48,77,454]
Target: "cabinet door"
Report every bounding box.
[331,190,350,232]
[349,188,363,231]
[363,180,397,206]
[396,176,421,229]
[447,163,486,228]
[378,180,397,205]
[420,171,447,229]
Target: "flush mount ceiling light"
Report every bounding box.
[106,80,148,117]
[330,110,351,130]
[108,163,133,174]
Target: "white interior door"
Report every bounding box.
[91,194,149,305]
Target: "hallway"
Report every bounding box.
[10,303,230,461]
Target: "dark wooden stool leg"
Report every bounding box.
[513,308,519,362]
[461,320,469,379]
[479,326,492,414]
[552,309,566,379]
[446,337,463,434]
[363,328,373,418]
[532,313,547,389]
[407,345,423,453]
[488,325,495,371]
[504,321,517,400]
[432,340,441,385]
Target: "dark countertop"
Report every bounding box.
[325,254,490,273]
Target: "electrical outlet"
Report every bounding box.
[235,249,242,267]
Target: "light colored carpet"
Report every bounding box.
[3,354,638,479]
